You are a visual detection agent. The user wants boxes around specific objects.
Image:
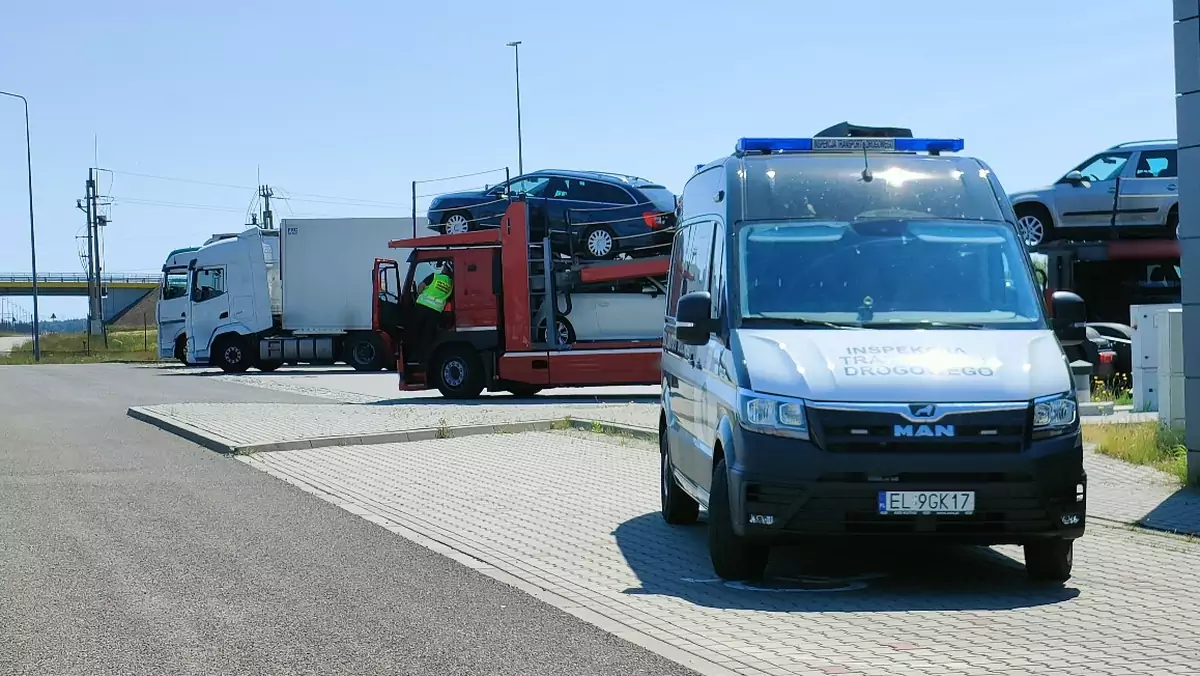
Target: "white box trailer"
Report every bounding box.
[185,217,434,372]
[278,217,424,334]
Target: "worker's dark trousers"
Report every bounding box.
[408,305,442,365]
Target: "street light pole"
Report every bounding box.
[506,41,524,175]
[0,90,40,362]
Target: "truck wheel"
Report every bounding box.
[346,333,385,371]
[257,361,283,372]
[661,423,699,525]
[213,335,253,374]
[1024,539,1073,582]
[174,335,190,366]
[432,345,485,399]
[708,458,769,581]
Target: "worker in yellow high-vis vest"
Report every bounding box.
[410,261,454,362]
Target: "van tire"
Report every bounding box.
[431,345,486,399]
[1024,539,1073,582]
[213,335,253,373]
[708,459,769,580]
[346,332,385,371]
[660,424,699,525]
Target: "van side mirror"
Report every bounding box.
[675,291,713,345]
[1050,291,1087,347]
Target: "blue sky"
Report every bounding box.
[0,0,1180,319]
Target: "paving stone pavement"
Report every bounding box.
[238,431,1200,676]
[136,401,1198,534]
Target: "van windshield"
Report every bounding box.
[737,220,1047,329]
[739,155,1007,223]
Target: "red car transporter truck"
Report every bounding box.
[372,196,671,398]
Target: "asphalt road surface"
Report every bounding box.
[0,364,696,676]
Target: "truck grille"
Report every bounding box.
[808,404,1030,453]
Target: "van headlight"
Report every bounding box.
[1032,391,1077,438]
[738,389,809,440]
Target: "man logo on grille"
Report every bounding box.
[910,403,936,418]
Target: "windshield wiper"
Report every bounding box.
[857,321,991,330]
[749,317,867,330]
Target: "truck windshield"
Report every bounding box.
[739,154,1007,223]
[737,220,1047,329]
[162,269,189,300]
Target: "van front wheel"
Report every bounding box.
[708,459,769,581]
[1024,539,1073,582]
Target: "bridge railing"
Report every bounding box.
[0,272,162,285]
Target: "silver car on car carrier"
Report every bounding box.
[1009,139,1180,247]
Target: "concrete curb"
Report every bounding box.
[127,406,657,455]
[127,406,246,454]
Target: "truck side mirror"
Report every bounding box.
[675,291,713,345]
[1050,291,1086,347]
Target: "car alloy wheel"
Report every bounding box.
[1017,215,1044,247]
[445,214,470,234]
[587,229,613,257]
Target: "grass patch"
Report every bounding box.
[0,329,161,365]
[1091,372,1134,406]
[1084,421,1188,485]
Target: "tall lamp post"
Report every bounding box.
[0,90,40,362]
[506,41,524,175]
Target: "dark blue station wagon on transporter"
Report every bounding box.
[425,169,678,259]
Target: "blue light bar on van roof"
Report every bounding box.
[735,137,965,154]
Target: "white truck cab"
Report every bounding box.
[185,217,431,372]
[184,228,278,369]
[158,246,199,362]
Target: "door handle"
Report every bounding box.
[219,311,229,319]
[1168,183,1177,191]
[180,312,186,317]
[1108,187,1117,194]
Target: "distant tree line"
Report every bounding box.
[0,317,88,334]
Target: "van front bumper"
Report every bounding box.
[726,426,1086,546]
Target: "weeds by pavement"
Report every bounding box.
[1085,421,1188,485]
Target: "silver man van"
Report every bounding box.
[659,123,1089,583]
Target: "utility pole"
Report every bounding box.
[506,41,524,175]
[259,184,274,230]
[84,170,102,336]
[0,91,40,361]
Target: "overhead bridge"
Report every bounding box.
[0,273,161,323]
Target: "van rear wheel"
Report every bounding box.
[660,424,699,525]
